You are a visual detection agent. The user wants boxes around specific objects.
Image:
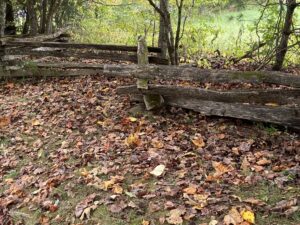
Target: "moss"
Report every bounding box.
[230,71,267,81]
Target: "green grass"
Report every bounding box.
[232,181,300,225]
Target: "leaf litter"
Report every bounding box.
[0,75,299,225]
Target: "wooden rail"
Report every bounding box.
[0,40,168,65]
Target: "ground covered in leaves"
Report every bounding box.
[0,75,299,225]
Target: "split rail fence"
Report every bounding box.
[0,38,299,130]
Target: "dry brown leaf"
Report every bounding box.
[183,186,197,195]
[167,208,185,224]
[212,161,232,177]
[224,208,243,225]
[0,116,11,128]
[256,158,271,166]
[192,136,206,148]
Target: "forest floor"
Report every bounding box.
[0,75,299,225]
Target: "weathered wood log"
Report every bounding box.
[116,85,300,105]
[130,94,300,129]
[103,64,300,87]
[5,41,162,53]
[165,97,300,129]
[35,62,106,69]
[5,49,168,65]
[0,68,103,78]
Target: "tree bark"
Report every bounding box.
[40,0,48,34]
[0,0,6,38]
[5,0,16,35]
[158,0,168,60]
[273,0,297,71]
[27,0,39,36]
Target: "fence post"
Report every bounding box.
[137,36,164,110]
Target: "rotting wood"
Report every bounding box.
[116,85,300,105]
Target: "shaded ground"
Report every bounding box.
[0,75,299,225]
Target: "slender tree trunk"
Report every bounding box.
[40,0,48,34]
[273,0,297,71]
[45,0,62,34]
[5,0,16,35]
[27,0,38,36]
[0,0,6,38]
[158,0,168,60]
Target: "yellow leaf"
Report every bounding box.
[102,179,116,191]
[80,168,89,177]
[112,184,123,194]
[192,136,205,148]
[125,133,141,147]
[128,117,138,122]
[241,210,255,224]
[32,119,41,126]
[142,220,150,225]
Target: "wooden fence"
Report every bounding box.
[0,38,299,129]
[0,40,169,66]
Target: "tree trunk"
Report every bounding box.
[27,0,38,36]
[45,0,62,34]
[5,0,16,35]
[40,0,48,34]
[0,0,6,38]
[272,0,297,71]
[158,0,168,60]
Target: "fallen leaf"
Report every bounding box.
[241,210,255,224]
[192,136,205,148]
[125,133,141,147]
[112,184,123,194]
[150,165,166,177]
[167,208,185,224]
[256,158,271,166]
[128,117,138,122]
[142,220,150,225]
[0,116,11,128]
[183,186,197,195]
[272,198,297,211]
[224,208,243,225]
[75,194,97,218]
[212,161,232,177]
[32,119,41,126]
